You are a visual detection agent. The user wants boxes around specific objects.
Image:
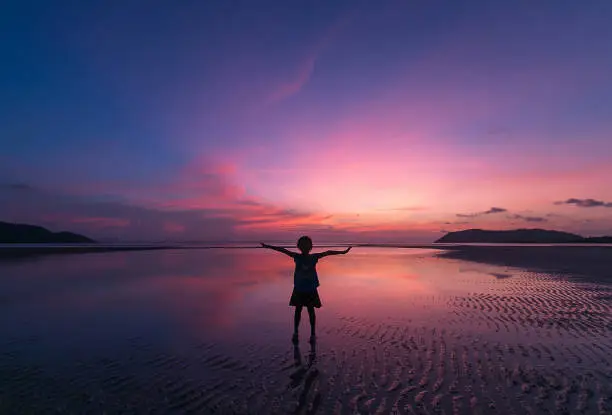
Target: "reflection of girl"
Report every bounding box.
[261,236,351,344]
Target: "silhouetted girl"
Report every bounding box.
[261,236,351,344]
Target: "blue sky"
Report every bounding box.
[2,0,612,242]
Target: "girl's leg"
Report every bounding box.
[307,306,316,336]
[294,306,303,335]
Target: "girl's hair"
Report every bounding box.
[297,235,313,253]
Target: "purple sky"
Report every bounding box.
[2,0,612,242]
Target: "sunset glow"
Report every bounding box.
[2,1,612,242]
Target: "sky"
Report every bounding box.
[1,0,612,243]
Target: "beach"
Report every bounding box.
[438,245,612,283]
[0,246,611,414]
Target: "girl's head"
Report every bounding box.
[297,236,313,254]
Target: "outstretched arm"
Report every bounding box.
[316,246,352,258]
[260,242,297,257]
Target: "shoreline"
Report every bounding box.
[0,243,409,259]
[0,245,186,259]
[2,243,611,267]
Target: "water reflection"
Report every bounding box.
[1,247,611,413]
[2,246,599,349]
[0,247,532,342]
[290,340,319,412]
[292,341,317,369]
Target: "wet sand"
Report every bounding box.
[0,247,611,414]
[438,245,612,282]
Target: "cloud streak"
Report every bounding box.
[266,54,317,104]
[555,198,612,208]
[0,177,377,242]
[0,183,238,241]
[456,207,507,218]
[509,214,548,223]
[265,11,355,104]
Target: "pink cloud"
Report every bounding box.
[143,156,247,211]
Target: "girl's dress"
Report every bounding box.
[289,254,322,308]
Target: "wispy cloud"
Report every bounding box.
[265,12,354,104]
[0,171,343,241]
[509,214,547,223]
[457,207,507,218]
[0,183,238,241]
[554,198,612,208]
[266,54,318,104]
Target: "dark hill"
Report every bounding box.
[435,229,585,243]
[0,221,95,243]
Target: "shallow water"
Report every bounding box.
[1,247,611,414]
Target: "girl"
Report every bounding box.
[261,236,351,343]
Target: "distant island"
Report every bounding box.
[0,221,95,243]
[436,229,612,244]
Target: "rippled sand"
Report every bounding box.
[0,247,611,414]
